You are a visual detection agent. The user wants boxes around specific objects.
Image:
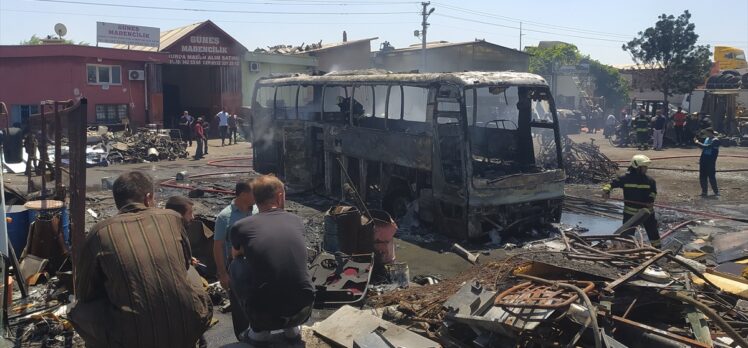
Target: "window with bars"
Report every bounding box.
[95,104,128,124]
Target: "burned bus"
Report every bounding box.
[248,70,564,239]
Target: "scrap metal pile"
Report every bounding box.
[366,230,748,348]
[92,129,189,165]
[539,137,619,184]
[254,41,324,54]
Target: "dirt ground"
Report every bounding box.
[565,131,748,210]
[11,133,748,347]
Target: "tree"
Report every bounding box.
[622,10,711,111]
[526,43,629,113]
[20,34,88,45]
[588,59,630,112]
[525,43,581,76]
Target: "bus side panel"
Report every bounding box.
[323,125,432,171]
[250,109,281,175]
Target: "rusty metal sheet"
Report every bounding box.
[712,230,748,263]
[313,305,440,348]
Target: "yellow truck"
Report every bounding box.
[707,46,748,89]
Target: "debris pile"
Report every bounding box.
[539,137,619,183]
[100,130,189,165]
[254,41,324,54]
[354,228,748,347]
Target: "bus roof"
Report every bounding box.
[256,69,548,88]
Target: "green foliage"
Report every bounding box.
[622,10,711,102]
[20,34,88,45]
[525,43,629,112]
[588,59,630,112]
[525,43,581,75]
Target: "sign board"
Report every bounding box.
[97,22,160,47]
[168,35,240,66]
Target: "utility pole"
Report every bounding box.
[420,2,434,72]
[519,22,524,51]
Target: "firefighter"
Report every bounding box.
[634,110,651,150]
[602,154,661,247]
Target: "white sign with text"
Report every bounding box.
[97,22,160,47]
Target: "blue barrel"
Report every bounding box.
[28,206,70,246]
[6,205,30,256]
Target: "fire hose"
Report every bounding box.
[206,156,253,168]
[566,194,748,224]
[159,171,248,195]
[611,154,748,172]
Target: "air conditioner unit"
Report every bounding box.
[249,62,260,72]
[129,70,145,81]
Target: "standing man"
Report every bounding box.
[70,172,212,348]
[202,117,211,155]
[672,107,687,146]
[228,114,239,145]
[230,175,314,346]
[23,128,38,176]
[620,110,631,147]
[179,111,194,147]
[214,180,258,339]
[695,128,721,197]
[604,113,617,139]
[217,108,230,146]
[193,117,206,160]
[634,110,651,150]
[652,108,667,151]
[602,155,661,247]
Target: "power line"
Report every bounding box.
[183,0,418,5]
[434,13,626,43]
[31,0,418,15]
[432,2,632,39]
[2,9,412,25]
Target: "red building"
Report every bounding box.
[0,44,168,128]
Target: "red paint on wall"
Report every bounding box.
[0,45,168,128]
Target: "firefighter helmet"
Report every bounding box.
[630,154,651,168]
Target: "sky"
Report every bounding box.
[1,0,747,65]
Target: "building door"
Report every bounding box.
[163,84,181,129]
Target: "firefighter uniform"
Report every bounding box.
[634,115,650,149]
[602,155,661,247]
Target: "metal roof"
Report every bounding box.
[112,20,246,53]
[256,70,548,87]
[378,40,530,56]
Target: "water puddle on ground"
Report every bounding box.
[561,212,621,235]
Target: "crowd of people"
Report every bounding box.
[604,107,723,196]
[604,106,715,150]
[178,108,243,160]
[70,171,313,348]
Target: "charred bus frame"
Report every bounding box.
[249,70,565,239]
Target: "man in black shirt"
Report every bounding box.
[229,175,313,346]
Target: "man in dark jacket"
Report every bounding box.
[70,171,212,348]
[179,111,193,147]
[695,128,721,197]
[230,175,314,346]
[602,154,661,247]
[193,117,207,160]
[634,110,651,150]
